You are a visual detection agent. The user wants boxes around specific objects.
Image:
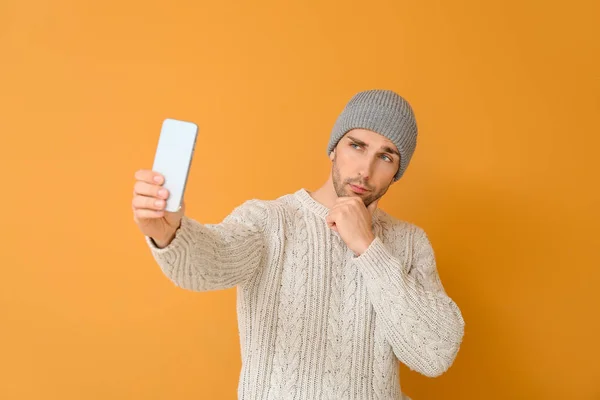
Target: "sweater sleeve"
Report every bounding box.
[353,226,465,378]
[145,199,270,291]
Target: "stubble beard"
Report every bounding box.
[331,155,390,208]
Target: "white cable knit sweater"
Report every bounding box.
[146,188,465,399]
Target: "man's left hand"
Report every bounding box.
[326,197,378,256]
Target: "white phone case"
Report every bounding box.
[152,118,198,212]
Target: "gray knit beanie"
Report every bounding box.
[327,89,418,181]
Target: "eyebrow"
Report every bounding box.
[346,135,401,158]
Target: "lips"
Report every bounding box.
[349,184,370,194]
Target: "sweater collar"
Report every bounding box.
[294,188,330,219]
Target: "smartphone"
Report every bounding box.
[152,118,198,212]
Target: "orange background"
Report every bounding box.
[1,0,599,399]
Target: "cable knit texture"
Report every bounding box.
[145,188,465,400]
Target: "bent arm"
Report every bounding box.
[354,227,465,377]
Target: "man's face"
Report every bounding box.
[330,128,400,207]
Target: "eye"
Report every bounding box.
[350,143,361,149]
[381,154,392,162]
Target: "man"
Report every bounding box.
[132,89,465,399]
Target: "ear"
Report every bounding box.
[329,149,335,161]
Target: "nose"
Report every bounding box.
[357,156,375,182]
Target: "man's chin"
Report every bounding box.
[347,191,364,197]
[339,190,368,200]
[336,187,359,197]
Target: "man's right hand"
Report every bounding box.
[132,169,185,248]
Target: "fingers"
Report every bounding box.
[133,208,165,221]
[134,169,164,185]
[331,197,362,214]
[325,214,338,231]
[133,180,169,199]
[132,169,169,218]
[132,194,166,211]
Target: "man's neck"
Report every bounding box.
[308,176,338,210]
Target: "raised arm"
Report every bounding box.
[146,199,270,292]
